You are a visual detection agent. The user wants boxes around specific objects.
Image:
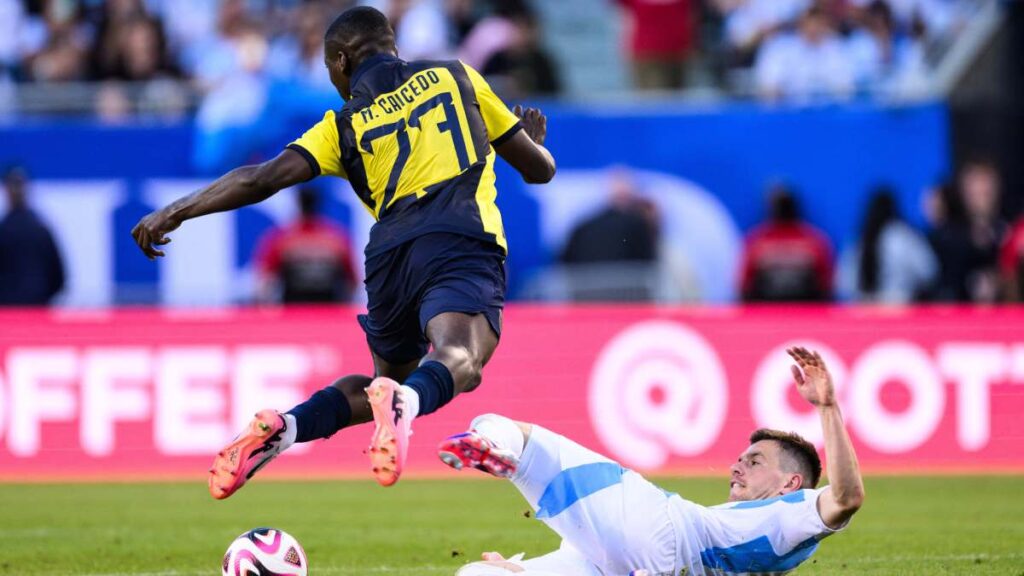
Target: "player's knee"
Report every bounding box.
[462,364,484,392]
[470,413,508,430]
[436,344,484,391]
[459,364,484,393]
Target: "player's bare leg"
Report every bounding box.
[424,311,500,395]
[209,312,498,495]
[207,373,380,499]
[366,312,499,486]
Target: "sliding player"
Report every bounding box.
[131,6,555,496]
[444,347,864,575]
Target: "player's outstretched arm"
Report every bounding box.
[495,105,556,185]
[788,346,865,530]
[131,149,312,259]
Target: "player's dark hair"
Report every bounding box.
[750,429,822,488]
[324,6,395,71]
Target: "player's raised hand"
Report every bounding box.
[787,347,836,408]
[131,207,181,260]
[513,105,547,146]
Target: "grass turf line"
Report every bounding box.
[0,476,1021,575]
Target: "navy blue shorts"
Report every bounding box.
[357,232,506,365]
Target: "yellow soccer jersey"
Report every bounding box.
[287,55,522,256]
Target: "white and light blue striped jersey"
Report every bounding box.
[505,423,847,576]
[668,487,845,575]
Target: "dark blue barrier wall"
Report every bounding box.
[0,119,195,178]
[0,101,949,300]
[537,101,949,236]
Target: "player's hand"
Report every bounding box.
[131,208,181,260]
[476,552,526,572]
[788,346,836,408]
[513,105,547,146]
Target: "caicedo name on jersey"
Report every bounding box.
[359,70,443,123]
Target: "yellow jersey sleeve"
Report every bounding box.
[461,62,522,145]
[287,111,348,179]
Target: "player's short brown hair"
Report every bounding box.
[749,429,822,489]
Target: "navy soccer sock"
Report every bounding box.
[402,361,455,417]
[286,385,352,443]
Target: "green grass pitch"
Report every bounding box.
[0,475,1021,575]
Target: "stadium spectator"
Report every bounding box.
[192,0,263,88]
[1000,217,1024,302]
[0,166,65,306]
[253,187,357,304]
[0,0,982,105]
[559,170,659,301]
[754,5,854,101]
[561,171,657,265]
[0,0,29,80]
[94,80,133,121]
[445,0,479,48]
[922,179,960,231]
[392,0,454,61]
[617,0,696,90]
[843,0,931,97]
[836,187,938,303]
[480,8,561,98]
[848,0,960,40]
[150,0,219,76]
[458,0,528,71]
[267,2,335,90]
[23,1,90,82]
[740,185,833,302]
[715,0,809,67]
[91,0,146,78]
[930,159,1007,302]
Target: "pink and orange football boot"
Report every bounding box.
[438,430,518,478]
[365,377,412,487]
[208,409,287,499]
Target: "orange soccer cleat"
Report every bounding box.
[208,409,287,500]
[365,377,412,487]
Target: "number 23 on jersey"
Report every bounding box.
[354,68,479,218]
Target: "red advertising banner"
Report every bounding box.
[0,306,1021,480]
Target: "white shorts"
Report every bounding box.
[510,425,678,576]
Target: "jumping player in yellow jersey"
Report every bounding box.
[131,6,556,496]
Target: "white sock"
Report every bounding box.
[279,413,297,451]
[400,385,421,419]
[470,413,525,459]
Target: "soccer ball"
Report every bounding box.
[221,527,308,576]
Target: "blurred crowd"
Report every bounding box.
[542,157,1024,306]
[4,157,1024,306]
[0,0,560,119]
[0,0,986,111]
[622,0,980,99]
[740,158,1020,304]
